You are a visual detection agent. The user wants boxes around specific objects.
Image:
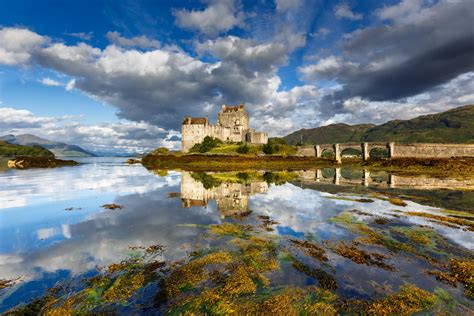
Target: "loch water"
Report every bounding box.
[0,157,473,313]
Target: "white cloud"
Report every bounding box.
[298,55,359,81]
[0,27,46,65]
[106,31,160,49]
[275,0,302,12]
[376,0,423,21]
[310,27,330,38]
[173,0,245,36]
[334,3,362,20]
[0,107,59,129]
[0,107,180,153]
[65,79,75,91]
[40,77,62,87]
[64,31,93,41]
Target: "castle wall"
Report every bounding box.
[182,105,267,152]
[246,131,268,144]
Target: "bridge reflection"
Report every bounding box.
[296,168,474,190]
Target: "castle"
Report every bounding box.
[181,104,268,152]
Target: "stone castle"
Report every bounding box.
[182,104,268,152]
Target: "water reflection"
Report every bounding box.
[296,168,474,190]
[1,160,473,313]
[181,171,268,218]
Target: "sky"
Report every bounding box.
[0,0,473,154]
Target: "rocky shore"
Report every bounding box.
[7,156,78,169]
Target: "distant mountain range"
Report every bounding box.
[284,105,474,145]
[0,134,97,157]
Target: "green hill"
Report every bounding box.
[284,105,474,145]
[363,105,474,143]
[284,123,375,145]
[0,140,55,157]
[1,134,97,157]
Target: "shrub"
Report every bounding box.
[190,136,223,153]
[262,138,287,155]
[236,143,250,154]
[262,143,275,155]
[152,147,169,155]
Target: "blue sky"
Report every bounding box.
[0,0,473,153]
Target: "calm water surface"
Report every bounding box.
[0,157,473,313]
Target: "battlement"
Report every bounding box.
[221,104,245,113]
[182,117,208,125]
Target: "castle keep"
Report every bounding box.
[181,104,268,152]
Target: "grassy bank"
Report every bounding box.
[142,153,474,178]
[142,154,336,171]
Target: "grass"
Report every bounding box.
[142,154,335,171]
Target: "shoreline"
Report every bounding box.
[142,153,474,178]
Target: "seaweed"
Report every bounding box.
[291,259,337,290]
[333,241,394,271]
[366,284,437,315]
[404,211,474,231]
[449,258,474,299]
[290,239,328,262]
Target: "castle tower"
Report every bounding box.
[218,104,249,142]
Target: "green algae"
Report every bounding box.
[6,211,473,315]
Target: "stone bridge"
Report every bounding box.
[296,142,474,163]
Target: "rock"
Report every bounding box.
[7,156,78,169]
[126,158,141,164]
[101,203,123,210]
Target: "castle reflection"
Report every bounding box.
[180,171,268,218]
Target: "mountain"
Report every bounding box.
[1,134,97,157]
[0,140,55,157]
[284,123,375,145]
[363,105,474,143]
[284,105,474,145]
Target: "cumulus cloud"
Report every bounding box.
[299,0,474,123]
[334,3,362,20]
[173,0,245,36]
[106,31,160,49]
[40,77,62,87]
[0,27,46,65]
[0,107,180,153]
[0,25,307,132]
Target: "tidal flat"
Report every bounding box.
[0,157,473,314]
